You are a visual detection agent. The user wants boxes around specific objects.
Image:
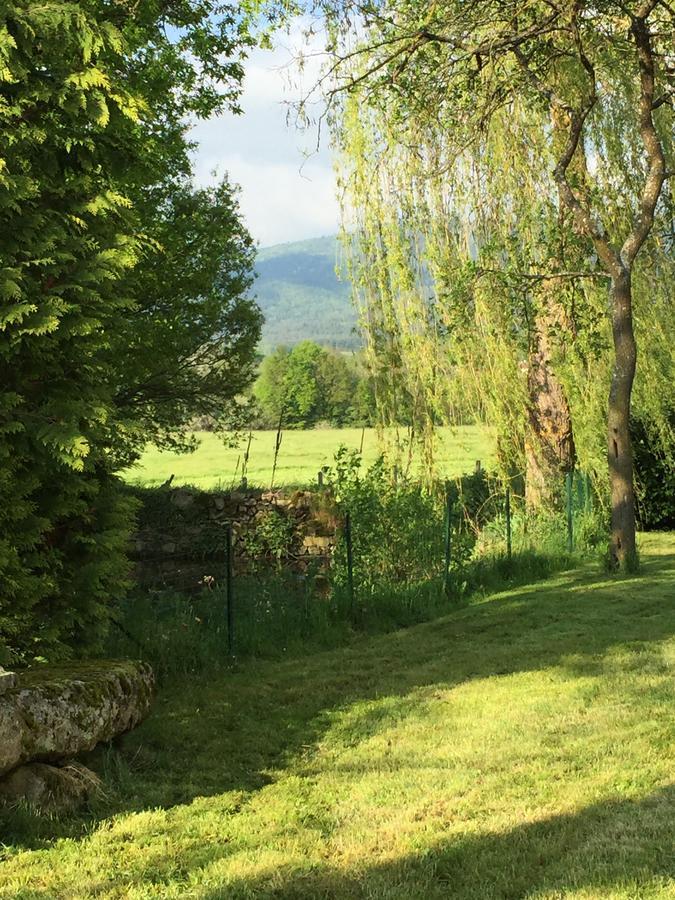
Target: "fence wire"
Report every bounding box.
[109,470,599,679]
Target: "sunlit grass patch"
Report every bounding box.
[1,534,673,899]
[123,425,495,489]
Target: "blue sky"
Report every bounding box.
[190,28,339,248]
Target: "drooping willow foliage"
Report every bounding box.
[326,3,674,499]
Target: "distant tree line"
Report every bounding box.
[253,341,376,429]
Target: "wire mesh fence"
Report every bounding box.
[109,469,601,679]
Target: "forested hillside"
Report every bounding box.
[253,236,359,350]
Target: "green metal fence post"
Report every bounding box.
[505,486,512,561]
[566,471,574,552]
[225,522,234,654]
[443,482,453,597]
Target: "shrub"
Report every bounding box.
[631,413,675,531]
[0,465,137,664]
[327,449,445,588]
[325,449,507,606]
[241,507,296,563]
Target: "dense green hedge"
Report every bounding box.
[632,414,675,531]
[0,3,258,663]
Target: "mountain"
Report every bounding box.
[252,235,360,351]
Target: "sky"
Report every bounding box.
[190,29,339,249]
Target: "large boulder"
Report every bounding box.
[0,660,154,777]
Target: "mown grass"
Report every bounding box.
[1,533,673,899]
[123,425,495,489]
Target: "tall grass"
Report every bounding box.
[107,570,350,680]
[109,454,608,681]
[107,551,583,682]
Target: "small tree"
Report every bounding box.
[109,178,261,465]
[317,350,360,425]
[254,341,367,427]
[254,346,291,427]
[282,340,327,426]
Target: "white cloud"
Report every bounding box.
[189,27,339,247]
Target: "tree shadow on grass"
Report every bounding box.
[12,782,671,898]
[119,549,674,794]
[194,784,675,899]
[3,543,675,850]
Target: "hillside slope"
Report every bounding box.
[253,235,359,350]
[2,534,674,898]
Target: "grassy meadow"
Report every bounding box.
[123,425,495,489]
[2,533,674,898]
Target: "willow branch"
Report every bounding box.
[620,14,667,266]
[476,268,609,282]
[514,22,621,279]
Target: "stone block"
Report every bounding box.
[0,661,154,777]
[303,535,333,549]
[0,761,101,812]
[171,489,194,510]
[0,669,17,695]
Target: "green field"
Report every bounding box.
[124,425,495,489]
[2,534,674,898]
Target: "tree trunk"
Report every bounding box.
[607,269,637,567]
[525,295,576,511]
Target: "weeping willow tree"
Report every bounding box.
[338,100,582,500]
[320,0,674,567]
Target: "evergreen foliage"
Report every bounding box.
[0,2,260,660]
[1,3,142,659]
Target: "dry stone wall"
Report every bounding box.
[0,661,155,777]
[132,486,340,571]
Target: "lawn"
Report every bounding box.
[123,425,495,488]
[1,533,674,899]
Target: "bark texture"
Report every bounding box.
[608,272,638,566]
[525,287,576,510]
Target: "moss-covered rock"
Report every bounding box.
[0,660,154,776]
[0,760,100,811]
